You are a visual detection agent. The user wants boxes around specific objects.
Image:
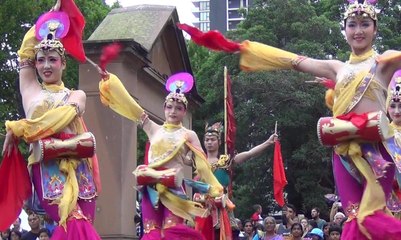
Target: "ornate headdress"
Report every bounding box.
[205,122,223,140]
[34,11,70,59]
[165,72,194,108]
[344,0,377,21]
[389,70,401,103]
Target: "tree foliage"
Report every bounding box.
[189,0,401,221]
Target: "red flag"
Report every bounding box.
[273,140,287,207]
[225,71,236,156]
[0,146,32,231]
[177,23,240,53]
[60,0,86,62]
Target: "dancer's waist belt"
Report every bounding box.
[317,111,390,146]
[32,132,96,162]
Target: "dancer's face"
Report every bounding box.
[164,100,186,124]
[204,135,220,152]
[389,101,401,126]
[345,16,376,55]
[36,50,65,85]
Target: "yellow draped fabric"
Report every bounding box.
[99,73,144,122]
[239,40,299,71]
[377,51,401,64]
[348,49,375,64]
[332,71,367,116]
[6,82,85,229]
[146,125,223,222]
[5,105,78,143]
[149,140,223,223]
[17,26,37,61]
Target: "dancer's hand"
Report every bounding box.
[267,133,278,145]
[51,0,61,11]
[2,130,16,157]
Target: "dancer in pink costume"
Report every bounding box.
[1,4,100,240]
[179,0,401,239]
[99,71,223,239]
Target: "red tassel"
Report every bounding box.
[177,23,240,52]
[99,43,123,72]
[321,78,336,89]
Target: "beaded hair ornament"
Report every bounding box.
[205,122,223,140]
[165,72,194,108]
[34,11,70,59]
[390,70,401,103]
[344,0,377,21]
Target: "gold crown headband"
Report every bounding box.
[344,0,377,21]
[205,122,223,139]
[34,21,66,59]
[165,92,188,107]
[164,72,194,108]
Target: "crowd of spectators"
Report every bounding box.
[235,202,344,240]
[1,212,53,240]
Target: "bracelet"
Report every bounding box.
[18,59,34,70]
[291,55,308,69]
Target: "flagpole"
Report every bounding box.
[224,66,228,155]
[275,121,278,135]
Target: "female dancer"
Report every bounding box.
[99,72,223,239]
[384,70,401,214]
[2,8,100,240]
[196,122,277,240]
[180,0,401,239]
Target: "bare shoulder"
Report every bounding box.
[186,129,199,141]
[381,49,400,57]
[71,89,86,99]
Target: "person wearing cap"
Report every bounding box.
[2,3,100,240]
[99,72,223,239]
[180,0,401,239]
[306,228,324,240]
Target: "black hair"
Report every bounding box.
[10,229,22,238]
[329,224,342,234]
[291,222,303,232]
[286,203,296,214]
[312,207,320,213]
[308,219,318,229]
[38,228,51,237]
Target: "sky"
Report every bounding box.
[105,0,196,25]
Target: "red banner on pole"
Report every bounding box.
[225,71,236,156]
[273,140,287,207]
